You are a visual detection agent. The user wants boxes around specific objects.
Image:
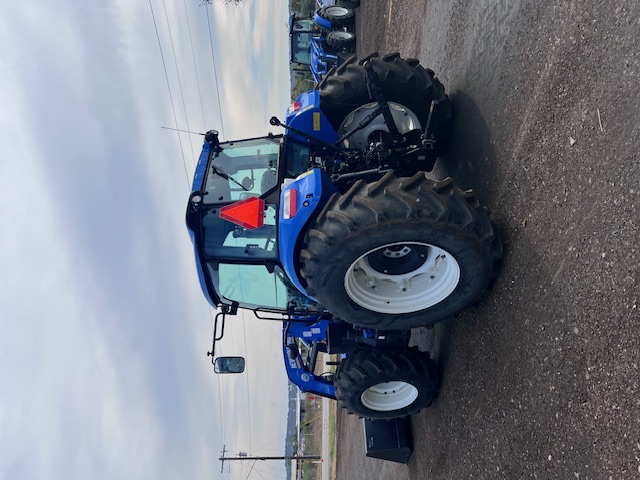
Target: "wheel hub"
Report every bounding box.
[367,244,428,275]
[338,102,422,150]
[344,241,461,314]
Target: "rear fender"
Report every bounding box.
[279,169,337,297]
[286,90,339,144]
[313,9,334,29]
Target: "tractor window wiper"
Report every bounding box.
[210,164,249,191]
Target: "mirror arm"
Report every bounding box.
[206,302,239,364]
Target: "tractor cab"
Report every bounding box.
[185,131,320,316]
[290,17,317,67]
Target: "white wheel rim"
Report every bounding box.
[326,6,349,17]
[329,31,354,40]
[338,102,422,150]
[344,241,461,314]
[361,381,418,411]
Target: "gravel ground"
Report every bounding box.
[336,1,640,478]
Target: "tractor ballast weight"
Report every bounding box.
[185,53,502,420]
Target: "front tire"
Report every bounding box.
[334,346,439,420]
[326,30,356,52]
[300,172,502,330]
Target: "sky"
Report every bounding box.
[0,1,292,479]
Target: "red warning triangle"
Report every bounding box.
[220,197,265,230]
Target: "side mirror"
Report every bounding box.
[214,356,246,374]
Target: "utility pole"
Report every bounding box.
[219,454,321,462]
[220,452,322,470]
[220,445,227,474]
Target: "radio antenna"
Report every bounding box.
[161,126,205,135]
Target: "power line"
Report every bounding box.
[182,0,208,130]
[243,459,258,480]
[253,460,289,480]
[211,308,226,443]
[147,0,190,188]
[205,3,226,138]
[161,0,197,165]
[252,426,292,456]
[241,315,253,454]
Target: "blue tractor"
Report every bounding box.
[290,7,356,83]
[185,53,502,420]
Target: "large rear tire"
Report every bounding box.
[319,52,451,157]
[300,172,502,330]
[334,346,439,420]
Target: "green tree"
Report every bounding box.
[291,72,315,101]
[290,0,315,15]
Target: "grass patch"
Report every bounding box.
[301,353,340,480]
[329,400,338,480]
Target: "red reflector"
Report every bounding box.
[220,197,265,230]
[283,188,297,219]
[292,102,301,112]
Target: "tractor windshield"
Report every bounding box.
[203,137,280,204]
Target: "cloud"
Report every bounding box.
[1,1,292,478]
[203,1,291,140]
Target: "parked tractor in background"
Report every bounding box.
[290,6,356,83]
[185,52,502,420]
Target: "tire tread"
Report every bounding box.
[334,346,439,419]
[300,173,502,329]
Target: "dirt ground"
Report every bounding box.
[336,0,640,479]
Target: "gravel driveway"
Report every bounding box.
[336,1,640,478]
